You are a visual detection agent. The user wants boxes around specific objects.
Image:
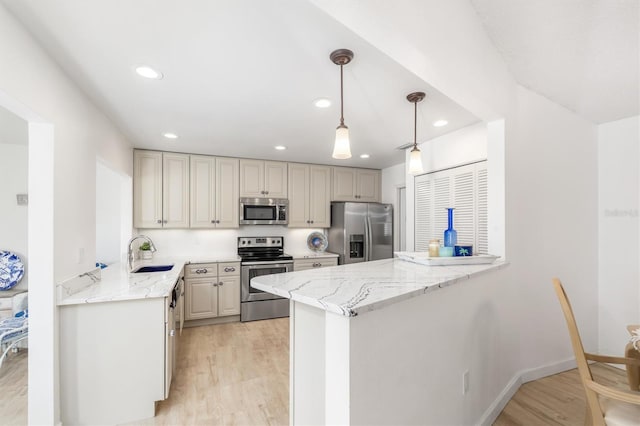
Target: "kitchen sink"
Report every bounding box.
[131,264,174,273]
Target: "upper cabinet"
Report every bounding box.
[190,155,239,228]
[331,167,381,202]
[288,163,331,228]
[240,159,287,198]
[134,150,189,228]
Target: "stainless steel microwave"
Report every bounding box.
[239,198,288,225]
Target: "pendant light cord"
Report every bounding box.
[340,64,345,126]
[413,100,417,149]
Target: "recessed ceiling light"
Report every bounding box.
[135,66,163,79]
[433,120,448,127]
[360,154,370,159]
[163,133,178,139]
[314,98,331,108]
[275,145,287,151]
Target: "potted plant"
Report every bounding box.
[139,241,153,260]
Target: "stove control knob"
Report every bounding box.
[241,241,245,244]
[247,241,251,244]
[272,240,276,244]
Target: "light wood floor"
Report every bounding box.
[0,321,631,426]
[493,363,628,425]
[0,348,28,425]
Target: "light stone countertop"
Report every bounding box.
[57,255,241,306]
[291,251,339,259]
[251,258,507,317]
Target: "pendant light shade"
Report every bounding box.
[406,92,426,175]
[330,49,354,159]
[333,124,351,159]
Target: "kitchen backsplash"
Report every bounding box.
[139,226,327,258]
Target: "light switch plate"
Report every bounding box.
[16,194,28,206]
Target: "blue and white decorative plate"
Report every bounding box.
[0,251,24,291]
[307,232,328,252]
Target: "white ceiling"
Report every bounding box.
[2,0,480,169]
[471,0,639,124]
[3,1,636,169]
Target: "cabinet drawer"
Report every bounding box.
[184,263,218,278]
[294,258,338,271]
[218,262,240,277]
[0,297,12,310]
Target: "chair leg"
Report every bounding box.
[584,405,592,426]
[625,343,640,391]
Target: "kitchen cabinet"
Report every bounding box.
[331,167,381,202]
[240,159,288,198]
[184,262,240,321]
[288,163,331,228]
[134,150,190,228]
[293,256,338,271]
[190,155,239,228]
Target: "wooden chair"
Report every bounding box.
[626,324,640,392]
[552,278,640,425]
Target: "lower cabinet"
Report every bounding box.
[293,257,338,271]
[184,262,240,320]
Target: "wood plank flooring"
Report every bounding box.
[493,363,629,426]
[0,319,631,426]
[0,348,28,425]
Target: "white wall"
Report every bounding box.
[0,143,28,290]
[381,162,406,252]
[598,115,639,356]
[406,122,489,251]
[96,161,125,265]
[0,4,132,423]
[311,1,599,423]
[140,226,326,259]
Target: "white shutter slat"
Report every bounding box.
[414,179,432,251]
[454,171,474,245]
[476,167,489,254]
[433,176,450,242]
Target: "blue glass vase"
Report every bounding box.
[444,208,457,247]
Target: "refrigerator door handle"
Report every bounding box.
[365,215,372,262]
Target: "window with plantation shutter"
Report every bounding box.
[414,161,488,253]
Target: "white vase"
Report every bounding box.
[140,250,153,260]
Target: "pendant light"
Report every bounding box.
[407,92,426,175]
[330,49,354,159]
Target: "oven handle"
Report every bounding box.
[241,261,294,267]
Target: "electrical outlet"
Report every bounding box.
[463,370,469,395]
[16,194,28,206]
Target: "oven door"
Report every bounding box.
[241,261,293,302]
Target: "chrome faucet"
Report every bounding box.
[127,235,157,271]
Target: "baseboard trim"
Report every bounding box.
[478,357,576,426]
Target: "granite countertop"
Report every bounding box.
[291,251,339,259]
[57,255,241,306]
[251,258,507,317]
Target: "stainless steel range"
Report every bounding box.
[239,236,293,322]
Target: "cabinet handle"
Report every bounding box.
[218,281,224,286]
[216,220,221,224]
[195,268,208,274]
[224,267,235,272]
[213,282,218,287]
[157,219,162,224]
[260,190,265,195]
[310,220,314,224]
[312,262,321,267]
[211,220,216,223]
[163,220,168,224]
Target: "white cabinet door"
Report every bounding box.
[190,155,216,228]
[133,150,163,228]
[240,159,264,198]
[356,169,380,202]
[264,161,288,198]
[185,278,218,320]
[332,167,357,201]
[287,163,310,227]
[216,157,240,228]
[217,276,240,316]
[309,165,331,227]
[162,153,190,228]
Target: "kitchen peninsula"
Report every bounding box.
[252,257,508,425]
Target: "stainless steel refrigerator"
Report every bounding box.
[328,202,393,265]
